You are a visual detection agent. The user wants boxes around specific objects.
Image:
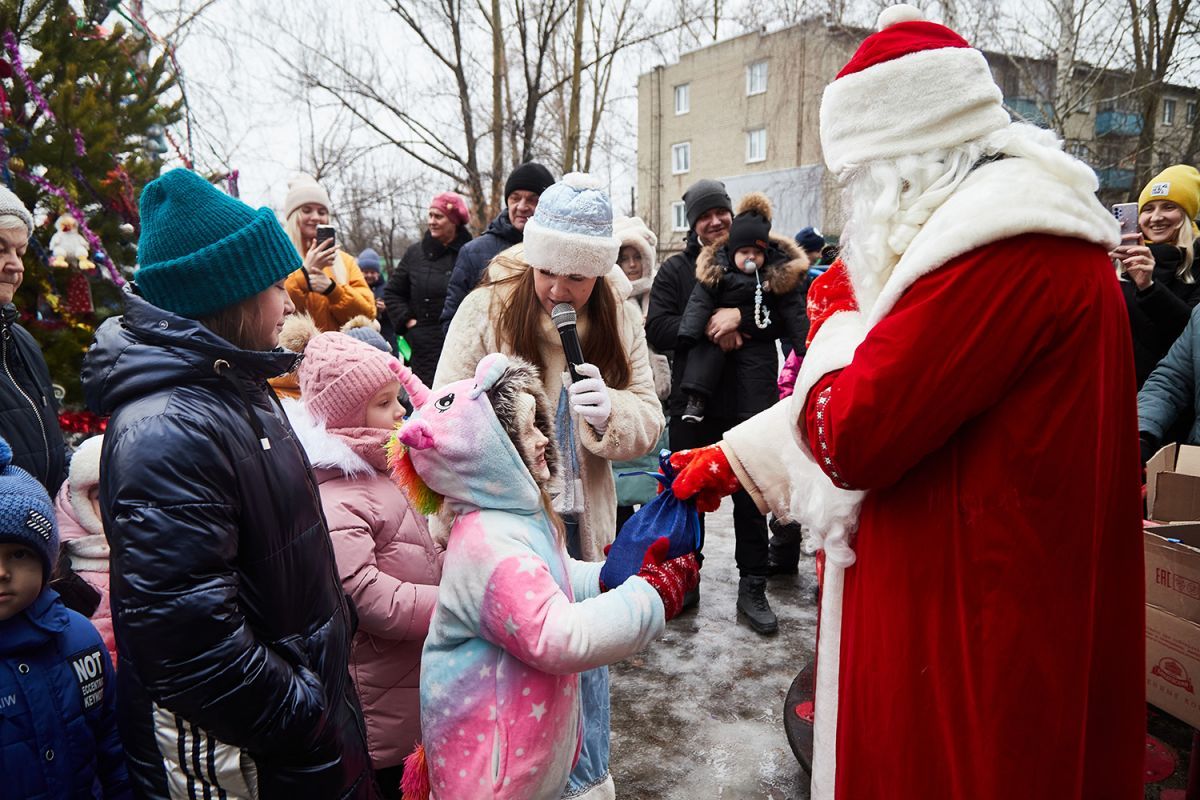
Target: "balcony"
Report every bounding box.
[1095,110,1143,137]
[1006,97,1051,127]
[1096,168,1135,191]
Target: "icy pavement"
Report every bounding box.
[609,501,818,799]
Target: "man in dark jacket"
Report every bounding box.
[439,162,554,333]
[646,178,779,635]
[81,168,373,799]
[0,185,68,496]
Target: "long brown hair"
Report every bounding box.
[482,255,632,390]
[199,294,268,351]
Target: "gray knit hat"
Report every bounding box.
[682,179,732,229]
[0,185,34,237]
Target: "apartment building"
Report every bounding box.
[638,22,1200,250]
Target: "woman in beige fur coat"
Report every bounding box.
[433,173,663,800]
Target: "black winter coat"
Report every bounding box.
[677,234,809,418]
[1122,242,1200,388]
[439,210,522,334]
[385,227,472,385]
[81,293,374,800]
[0,304,67,495]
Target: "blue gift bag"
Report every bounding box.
[599,450,703,589]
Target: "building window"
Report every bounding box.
[671,201,688,231]
[746,60,768,96]
[1163,98,1176,126]
[674,83,690,115]
[1187,101,1197,125]
[671,142,690,174]
[746,128,767,163]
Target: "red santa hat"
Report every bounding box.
[819,4,1012,175]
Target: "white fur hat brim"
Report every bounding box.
[820,46,1011,175]
[612,215,658,278]
[522,217,620,279]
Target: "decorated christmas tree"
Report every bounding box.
[1,0,181,424]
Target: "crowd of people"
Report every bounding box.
[0,3,1193,799]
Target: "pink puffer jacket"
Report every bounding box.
[286,401,443,769]
[53,483,116,666]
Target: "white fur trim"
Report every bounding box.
[810,561,846,800]
[522,217,620,279]
[791,311,868,456]
[606,264,633,301]
[878,3,924,28]
[560,171,604,191]
[820,47,1010,175]
[280,397,374,477]
[66,533,110,572]
[862,153,1119,326]
[67,435,104,537]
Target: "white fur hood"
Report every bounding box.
[281,397,376,478]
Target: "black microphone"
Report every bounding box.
[551,303,586,382]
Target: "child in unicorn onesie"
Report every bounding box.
[390,353,696,800]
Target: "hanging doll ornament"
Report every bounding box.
[49,213,95,270]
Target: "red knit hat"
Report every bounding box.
[298,332,403,429]
[820,4,1011,175]
[431,192,469,227]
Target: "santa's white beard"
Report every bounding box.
[838,123,1077,313]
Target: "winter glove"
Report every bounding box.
[569,362,612,436]
[805,258,857,349]
[637,551,701,621]
[601,535,670,592]
[670,444,741,513]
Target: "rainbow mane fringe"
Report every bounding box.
[387,428,443,516]
[400,742,431,800]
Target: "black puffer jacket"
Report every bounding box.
[647,231,742,419]
[81,293,374,800]
[439,209,522,334]
[0,304,67,495]
[677,233,809,419]
[385,227,472,385]
[1121,241,1200,388]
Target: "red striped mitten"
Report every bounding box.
[637,552,701,621]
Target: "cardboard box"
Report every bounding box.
[1147,604,1200,730]
[1147,444,1200,522]
[1146,524,1200,624]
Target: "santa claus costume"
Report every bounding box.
[672,6,1144,799]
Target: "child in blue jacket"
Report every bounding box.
[0,435,130,799]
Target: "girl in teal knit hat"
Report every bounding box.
[81,169,376,799]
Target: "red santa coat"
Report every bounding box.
[720,156,1143,799]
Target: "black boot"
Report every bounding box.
[767,519,802,576]
[737,575,778,635]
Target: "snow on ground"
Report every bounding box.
[610,500,818,799]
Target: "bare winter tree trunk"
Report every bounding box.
[564,0,585,172]
[491,0,504,219]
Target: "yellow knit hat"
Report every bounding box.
[1139,165,1200,223]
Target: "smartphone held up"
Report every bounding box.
[315,224,337,251]
[1112,203,1140,240]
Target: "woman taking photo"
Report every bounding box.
[435,173,664,800]
[1112,164,1200,388]
[385,191,472,384]
[283,174,377,332]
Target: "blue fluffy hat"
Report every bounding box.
[522,172,620,279]
[0,436,59,579]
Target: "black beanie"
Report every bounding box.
[504,162,556,199]
[682,179,732,229]
[727,210,772,256]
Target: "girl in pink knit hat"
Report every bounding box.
[280,315,444,800]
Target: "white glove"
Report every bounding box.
[568,362,612,437]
